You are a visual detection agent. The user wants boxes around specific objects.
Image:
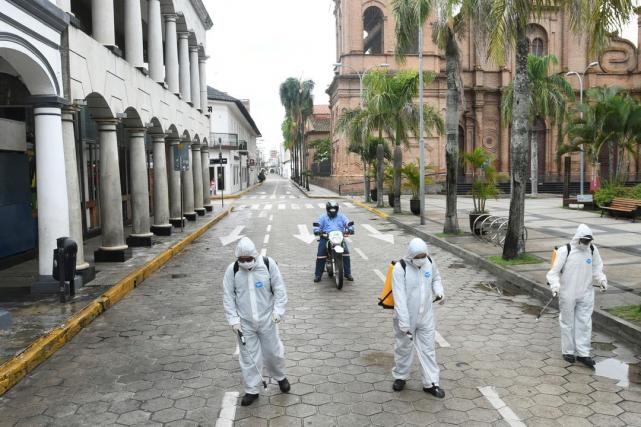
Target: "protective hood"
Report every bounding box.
[234,237,258,258]
[405,238,428,260]
[570,224,594,246]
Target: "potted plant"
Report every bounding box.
[401,161,434,215]
[462,148,501,234]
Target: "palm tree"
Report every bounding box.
[365,70,444,213]
[483,0,635,259]
[335,106,373,201]
[279,78,314,188]
[501,54,575,196]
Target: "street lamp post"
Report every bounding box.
[566,61,599,198]
[218,137,224,207]
[334,62,389,203]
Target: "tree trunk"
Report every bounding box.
[608,140,615,183]
[530,131,538,196]
[502,26,530,260]
[393,145,402,214]
[363,160,371,202]
[443,31,460,234]
[376,142,384,208]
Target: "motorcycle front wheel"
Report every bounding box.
[334,255,344,290]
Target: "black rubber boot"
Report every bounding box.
[278,378,291,393]
[577,356,596,369]
[392,379,406,391]
[424,384,445,398]
[345,275,354,281]
[240,393,259,406]
[313,276,321,283]
[563,354,576,363]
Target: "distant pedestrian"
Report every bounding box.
[391,238,445,398]
[223,237,290,406]
[546,224,607,368]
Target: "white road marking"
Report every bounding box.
[289,195,296,199]
[478,386,526,427]
[264,234,270,244]
[258,211,267,218]
[293,224,316,244]
[279,195,286,199]
[362,224,394,244]
[264,204,273,210]
[233,345,239,356]
[354,247,368,260]
[269,195,276,199]
[435,331,450,348]
[292,204,300,210]
[249,196,257,199]
[317,203,325,209]
[236,205,247,210]
[305,203,314,209]
[250,204,260,210]
[220,226,245,246]
[278,204,286,210]
[269,215,274,221]
[266,224,272,232]
[344,202,355,209]
[286,191,291,194]
[260,195,267,199]
[215,391,239,427]
[373,269,386,282]
[261,248,267,257]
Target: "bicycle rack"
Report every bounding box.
[472,215,528,248]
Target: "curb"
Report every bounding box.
[290,180,344,199]
[354,202,641,347]
[210,182,262,200]
[0,208,232,396]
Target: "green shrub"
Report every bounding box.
[594,182,641,205]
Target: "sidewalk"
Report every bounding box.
[291,180,342,199]
[353,194,641,343]
[0,208,231,368]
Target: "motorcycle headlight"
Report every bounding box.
[329,231,343,245]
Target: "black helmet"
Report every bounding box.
[326,201,339,218]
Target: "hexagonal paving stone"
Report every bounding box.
[116,410,151,425]
[251,404,285,420]
[318,402,350,417]
[302,393,332,406]
[286,403,317,418]
[370,411,406,426]
[109,399,141,414]
[150,407,185,423]
[444,397,476,412]
[303,414,338,426]
[590,401,624,416]
[587,413,626,426]
[270,394,301,407]
[141,397,174,413]
[269,415,303,427]
[350,401,382,416]
[336,413,370,427]
[174,396,206,411]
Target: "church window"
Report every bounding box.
[363,6,384,55]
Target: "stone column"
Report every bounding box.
[192,143,205,215]
[199,57,208,112]
[147,0,164,83]
[201,145,213,211]
[61,106,95,285]
[151,134,172,235]
[126,128,153,247]
[178,33,191,103]
[167,137,184,227]
[91,0,115,47]
[124,0,144,67]
[94,119,131,262]
[164,14,180,94]
[182,139,197,220]
[189,46,201,110]
[33,104,69,278]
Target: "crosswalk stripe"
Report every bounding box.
[258,211,267,218]
[305,203,314,209]
[317,203,325,209]
[264,204,272,210]
[250,204,260,210]
[292,204,300,210]
[269,195,276,199]
[278,204,286,210]
[249,196,257,199]
[260,195,267,199]
[354,248,368,260]
[289,195,296,199]
[435,331,451,348]
[373,269,386,282]
[344,202,355,209]
[280,196,286,199]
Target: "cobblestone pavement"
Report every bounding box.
[1,176,640,426]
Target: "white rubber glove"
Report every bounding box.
[599,280,608,292]
[550,283,560,294]
[433,293,445,305]
[231,324,241,332]
[272,312,282,323]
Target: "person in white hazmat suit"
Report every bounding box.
[391,238,445,397]
[546,224,608,368]
[223,237,290,406]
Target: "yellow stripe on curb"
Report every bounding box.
[353,200,390,220]
[0,208,232,396]
[210,182,263,200]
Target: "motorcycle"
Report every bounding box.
[313,221,354,290]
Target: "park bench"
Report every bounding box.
[598,197,641,222]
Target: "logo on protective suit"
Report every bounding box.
[586,259,592,265]
[424,271,431,278]
[255,281,264,289]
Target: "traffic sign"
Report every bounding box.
[173,143,190,171]
[211,158,228,165]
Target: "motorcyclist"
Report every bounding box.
[313,201,354,282]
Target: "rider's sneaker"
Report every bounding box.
[313,276,321,283]
[345,275,354,281]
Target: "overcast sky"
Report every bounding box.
[204,2,638,156]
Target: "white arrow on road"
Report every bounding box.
[362,224,394,244]
[293,224,316,244]
[220,226,245,246]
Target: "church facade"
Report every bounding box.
[325,0,641,193]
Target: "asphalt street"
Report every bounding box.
[1,176,640,427]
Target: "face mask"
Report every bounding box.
[238,259,256,270]
[412,258,427,268]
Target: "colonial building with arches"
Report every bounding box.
[0,0,212,293]
[326,0,641,192]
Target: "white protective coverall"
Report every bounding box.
[223,238,288,394]
[392,238,444,386]
[546,224,607,357]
